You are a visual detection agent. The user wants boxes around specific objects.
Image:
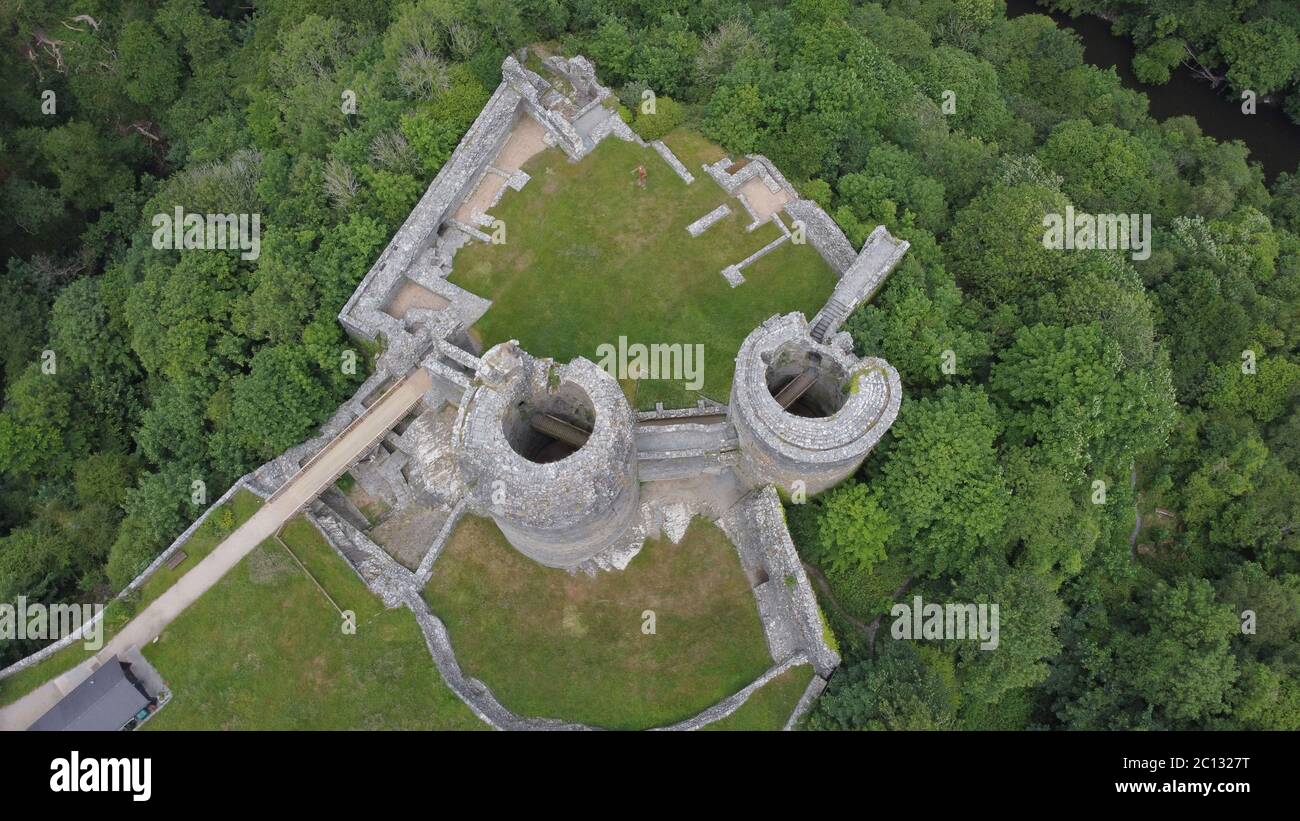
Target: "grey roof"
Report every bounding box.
[29,659,150,731]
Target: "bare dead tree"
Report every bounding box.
[66,14,100,31]
[22,43,43,81]
[32,29,67,73]
[1182,43,1226,87]
[323,157,359,211]
[128,121,163,142]
[28,251,91,292]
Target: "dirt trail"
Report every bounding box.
[802,562,913,650]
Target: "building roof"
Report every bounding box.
[28,659,150,731]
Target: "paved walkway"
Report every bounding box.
[0,368,431,731]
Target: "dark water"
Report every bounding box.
[1005,0,1299,182]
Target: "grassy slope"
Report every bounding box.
[449,130,836,410]
[423,515,773,729]
[142,514,482,730]
[702,664,815,731]
[0,489,264,708]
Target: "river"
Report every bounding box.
[1005,0,1299,182]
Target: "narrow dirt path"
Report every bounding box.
[802,562,871,635]
[802,561,914,651]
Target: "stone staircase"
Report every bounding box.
[810,296,850,342]
[809,225,909,342]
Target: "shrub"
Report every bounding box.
[630,95,684,141]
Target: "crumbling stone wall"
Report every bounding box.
[453,342,642,570]
[720,487,841,677]
[729,313,902,496]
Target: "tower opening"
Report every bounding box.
[764,347,848,419]
[502,383,596,464]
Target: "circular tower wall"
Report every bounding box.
[729,314,901,496]
[454,342,641,569]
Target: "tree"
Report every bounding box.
[74,452,139,510]
[879,385,1008,577]
[631,18,699,100]
[1120,579,1241,725]
[629,96,684,141]
[810,481,896,576]
[1216,562,1300,659]
[916,45,1015,144]
[117,20,181,108]
[1203,356,1300,424]
[989,322,1175,474]
[946,182,1071,307]
[227,344,331,461]
[41,122,140,211]
[584,16,634,85]
[0,365,76,479]
[703,82,768,155]
[954,560,1066,713]
[1132,38,1186,85]
[401,67,490,175]
[805,641,957,730]
[845,252,989,390]
[1037,119,1156,213]
[1219,19,1300,98]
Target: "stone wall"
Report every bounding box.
[729,313,902,495]
[784,673,828,730]
[453,343,643,570]
[651,140,695,184]
[783,198,858,275]
[809,224,910,338]
[719,486,840,676]
[654,654,810,731]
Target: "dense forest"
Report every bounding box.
[1,0,1298,729]
[1042,0,1300,123]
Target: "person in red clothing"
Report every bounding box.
[633,164,647,188]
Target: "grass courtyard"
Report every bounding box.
[422,515,775,729]
[703,664,814,731]
[449,129,838,410]
[142,515,482,730]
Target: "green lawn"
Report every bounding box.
[660,127,729,174]
[423,515,774,729]
[449,132,837,410]
[703,664,815,731]
[143,514,482,730]
[0,488,264,708]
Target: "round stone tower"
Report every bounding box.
[729,313,901,496]
[454,341,641,569]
